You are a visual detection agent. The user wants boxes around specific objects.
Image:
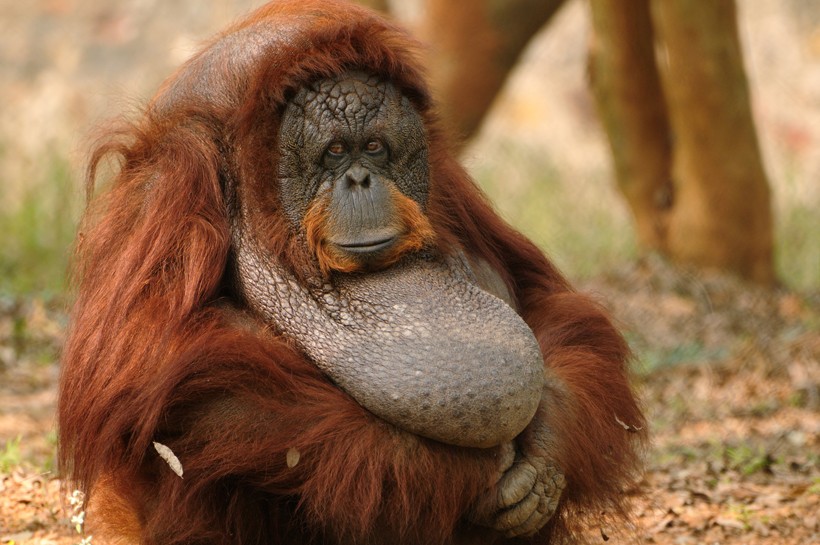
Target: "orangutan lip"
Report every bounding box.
[337,237,396,254]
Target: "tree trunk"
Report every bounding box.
[588,0,673,250]
[651,0,773,283]
[590,0,774,283]
[419,0,566,144]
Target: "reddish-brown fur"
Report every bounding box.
[59,1,646,544]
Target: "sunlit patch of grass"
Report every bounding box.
[0,149,80,297]
[472,141,818,292]
[724,443,775,476]
[471,146,636,281]
[773,156,820,292]
[724,501,754,531]
[0,435,22,472]
[775,199,820,293]
[42,430,58,473]
[0,432,58,473]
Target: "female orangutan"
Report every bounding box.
[59,1,646,544]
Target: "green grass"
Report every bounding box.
[474,148,637,281]
[628,338,730,372]
[0,435,22,472]
[0,433,58,473]
[724,443,775,476]
[0,150,80,298]
[775,199,820,293]
[474,145,818,291]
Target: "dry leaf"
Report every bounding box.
[614,413,643,433]
[714,517,746,530]
[286,448,300,468]
[153,442,183,478]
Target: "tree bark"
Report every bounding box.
[651,0,773,283]
[588,0,673,251]
[590,0,774,283]
[419,0,566,144]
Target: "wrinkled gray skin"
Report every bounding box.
[233,72,565,536]
[276,73,429,239]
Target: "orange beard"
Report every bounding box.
[304,185,436,277]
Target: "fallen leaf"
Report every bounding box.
[153,442,183,478]
[286,448,300,468]
[714,517,746,530]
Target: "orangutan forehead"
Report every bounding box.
[291,72,399,128]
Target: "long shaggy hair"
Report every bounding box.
[59,1,646,544]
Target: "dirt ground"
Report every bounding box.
[1,259,817,544]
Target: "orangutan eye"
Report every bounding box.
[323,141,348,168]
[327,141,346,156]
[365,139,385,155]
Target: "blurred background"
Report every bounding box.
[0,1,818,544]
[1,0,818,293]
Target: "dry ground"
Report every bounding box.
[1,260,817,545]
